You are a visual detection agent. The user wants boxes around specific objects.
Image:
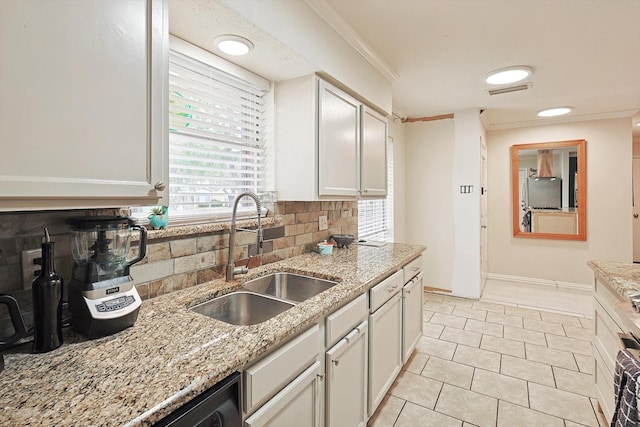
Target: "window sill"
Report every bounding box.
[144,216,282,241]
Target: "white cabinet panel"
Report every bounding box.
[245,361,321,427]
[402,274,423,363]
[0,0,168,210]
[368,292,402,416]
[360,106,387,198]
[325,320,368,427]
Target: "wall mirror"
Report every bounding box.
[511,139,586,241]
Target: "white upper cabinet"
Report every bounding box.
[275,74,387,201]
[0,0,168,211]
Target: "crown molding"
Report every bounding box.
[485,109,639,131]
[304,0,399,82]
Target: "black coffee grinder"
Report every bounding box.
[66,216,147,339]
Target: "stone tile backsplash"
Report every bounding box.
[0,201,358,335]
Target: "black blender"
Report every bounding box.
[66,216,147,339]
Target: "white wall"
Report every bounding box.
[405,110,483,298]
[389,116,406,243]
[487,117,633,286]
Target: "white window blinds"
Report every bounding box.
[168,49,268,219]
[358,138,394,241]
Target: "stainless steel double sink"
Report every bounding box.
[191,273,338,326]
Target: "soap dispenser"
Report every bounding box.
[32,228,63,353]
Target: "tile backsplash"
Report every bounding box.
[0,201,357,335]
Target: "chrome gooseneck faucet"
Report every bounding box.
[226,192,263,281]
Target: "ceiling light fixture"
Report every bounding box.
[214,35,254,56]
[485,66,533,85]
[537,107,572,117]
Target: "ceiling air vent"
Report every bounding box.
[487,82,531,96]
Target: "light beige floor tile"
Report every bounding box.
[462,423,478,427]
[553,366,596,398]
[423,321,445,338]
[367,394,404,427]
[423,310,435,322]
[440,327,482,347]
[564,422,587,427]
[563,324,595,341]
[540,311,584,328]
[453,344,501,372]
[395,402,462,427]
[430,312,468,329]
[497,400,564,427]
[480,335,525,358]
[416,336,457,360]
[504,305,542,320]
[486,312,524,328]
[574,353,594,375]
[442,295,476,308]
[528,382,598,426]
[503,325,548,346]
[523,317,566,336]
[464,319,504,338]
[525,343,578,371]
[472,301,506,314]
[424,301,455,314]
[546,334,592,356]
[500,354,555,387]
[421,356,475,389]
[435,384,498,427]
[471,368,528,406]
[388,370,442,409]
[452,306,488,321]
[402,351,429,375]
[580,317,595,329]
[425,293,446,303]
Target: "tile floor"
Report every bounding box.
[367,281,605,427]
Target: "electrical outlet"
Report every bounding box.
[21,249,41,289]
[319,215,328,231]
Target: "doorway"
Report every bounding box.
[634,157,640,262]
[480,138,488,290]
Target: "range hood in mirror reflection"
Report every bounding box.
[527,177,562,209]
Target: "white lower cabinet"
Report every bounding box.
[402,272,423,363]
[325,320,368,427]
[368,285,403,416]
[244,361,322,427]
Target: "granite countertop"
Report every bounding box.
[0,243,425,426]
[587,260,640,299]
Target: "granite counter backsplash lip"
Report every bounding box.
[0,243,425,427]
[587,260,640,299]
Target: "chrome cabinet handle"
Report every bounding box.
[154,181,166,191]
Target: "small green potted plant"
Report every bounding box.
[148,206,169,230]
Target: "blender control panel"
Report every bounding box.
[96,296,136,313]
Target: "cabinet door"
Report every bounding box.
[402,274,423,363]
[245,361,321,427]
[318,80,360,197]
[368,292,403,416]
[0,0,167,211]
[326,320,368,427]
[360,106,387,198]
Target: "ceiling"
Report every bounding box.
[169,0,640,135]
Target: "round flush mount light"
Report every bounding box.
[485,66,533,85]
[537,107,572,117]
[214,35,254,56]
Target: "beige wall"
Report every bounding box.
[487,117,633,285]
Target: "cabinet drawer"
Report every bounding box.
[594,279,625,328]
[244,325,320,413]
[403,256,422,283]
[594,299,623,376]
[370,271,403,312]
[326,294,367,348]
[594,346,614,424]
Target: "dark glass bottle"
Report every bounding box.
[32,229,63,353]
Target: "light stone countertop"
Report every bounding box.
[587,260,640,299]
[0,243,425,426]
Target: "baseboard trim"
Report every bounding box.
[424,286,452,294]
[487,273,590,291]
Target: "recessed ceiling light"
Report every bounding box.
[214,35,254,56]
[485,66,533,85]
[538,107,572,117]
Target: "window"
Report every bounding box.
[358,137,394,241]
[133,38,271,222]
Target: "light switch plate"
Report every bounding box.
[319,215,328,231]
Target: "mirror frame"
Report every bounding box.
[511,139,587,241]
